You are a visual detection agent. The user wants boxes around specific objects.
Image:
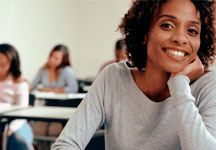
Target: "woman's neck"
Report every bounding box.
[49,67,58,71]
[0,73,9,81]
[131,65,170,102]
[49,68,59,82]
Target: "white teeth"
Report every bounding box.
[166,49,185,56]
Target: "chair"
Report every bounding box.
[78,79,93,93]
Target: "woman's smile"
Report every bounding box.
[162,47,190,62]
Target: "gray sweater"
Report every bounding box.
[52,61,216,150]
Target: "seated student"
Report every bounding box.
[31,44,78,138]
[0,44,34,150]
[99,39,127,72]
[31,44,78,93]
[52,0,216,149]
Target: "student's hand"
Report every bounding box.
[170,56,204,82]
[8,128,13,136]
[40,88,54,92]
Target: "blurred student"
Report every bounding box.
[31,44,78,93]
[31,44,78,138]
[0,44,34,150]
[99,39,127,72]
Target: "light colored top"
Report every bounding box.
[52,61,216,150]
[31,66,78,93]
[0,75,29,132]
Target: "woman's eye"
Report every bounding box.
[160,23,173,29]
[188,29,199,35]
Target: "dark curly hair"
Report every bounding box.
[119,0,216,70]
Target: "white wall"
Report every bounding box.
[0,0,131,81]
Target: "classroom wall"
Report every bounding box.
[0,0,131,81]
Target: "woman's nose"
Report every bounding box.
[170,28,188,45]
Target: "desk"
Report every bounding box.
[30,91,86,107]
[32,91,86,100]
[0,104,25,115]
[2,106,76,123]
[0,105,27,150]
[1,106,77,150]
[1,106,104,150]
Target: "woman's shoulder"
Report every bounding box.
[101,61,128,73]
[198,70,216,81]
[61,66,72,71]
[60,66,74,74]
[14,77,29,86]
[192,70,216,88]
[36,68,48,77]
[0,75,28,91]
[6,77,29,93]
[98,61,132,82]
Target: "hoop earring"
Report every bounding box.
[143,35,147,45]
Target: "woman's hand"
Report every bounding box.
[8,128,13,136]
[40,88,54,92]
[40,87,64,93]
[170,56,204,82]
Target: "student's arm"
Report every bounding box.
[9,82,29,133]
[31,70,42,90]
[51,68,106,150]
[168,75,216,149]
[63,67,78,93]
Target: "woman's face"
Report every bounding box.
[48,50,64,69]
[0,53,11,78]
[146,0,201,73]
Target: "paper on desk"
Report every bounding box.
[32,91,86,100]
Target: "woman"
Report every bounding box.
[31,44,78,137]
[31,44,78,93]
[0,44,34,150]
[52,0,216,149]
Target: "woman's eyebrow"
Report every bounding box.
[157,14,201,25]
[158,14,176,20]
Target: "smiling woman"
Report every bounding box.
[52,0,216,150]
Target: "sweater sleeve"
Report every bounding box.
[31,70,42,90]
[51,67,106,150]
[63,67,78,93]
[10,82,29,132]
[167,75,216,150]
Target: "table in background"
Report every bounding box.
[1,106,104,150]
[30,91,86,107]
[2,106,76,123]
[0,104,25,115]
[1,106,76,150]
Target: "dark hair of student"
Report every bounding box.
[119,0,216,71]
[116,39,126,51]
[0,44,21,79]
[49,44,72,69]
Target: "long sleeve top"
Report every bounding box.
[31,66,78,93]
[0,75,29,132]
[51,61,216,150]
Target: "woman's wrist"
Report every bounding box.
[55,88,59,93]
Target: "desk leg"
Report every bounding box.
[3,123,8,150]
